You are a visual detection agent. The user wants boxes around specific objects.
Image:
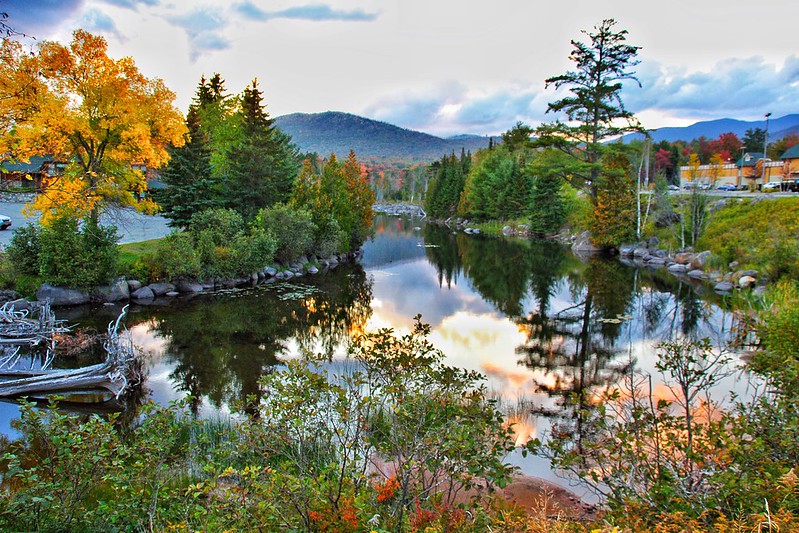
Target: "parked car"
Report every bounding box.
[716,184,737,191]
[0,215,10,230]
[762,182,782,191]
[667,184,680,191]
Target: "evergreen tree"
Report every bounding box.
[590,151,636,248]
[225,79,299,221]
[157,105,217,228]
[535,19,642,199]
[341,150,376,249]
[528,150,567,234]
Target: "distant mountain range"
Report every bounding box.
[622,114,799,143]
[274,111,799,161]
[274,111,490,161]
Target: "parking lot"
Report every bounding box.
[0,202,172,248]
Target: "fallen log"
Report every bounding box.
[0,305,143,400]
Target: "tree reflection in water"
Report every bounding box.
[124,266,373,415]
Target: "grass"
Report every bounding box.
[118,238,162,283]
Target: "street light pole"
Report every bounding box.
[762,112,772,184]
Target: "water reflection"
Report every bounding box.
[2,214,745,491]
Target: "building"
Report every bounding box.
[0,156,65,190]
[679,151,783,189]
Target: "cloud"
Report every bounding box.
[168,7,232,60]
[81,8,118,35]
[2,0,85,37]
[365,82,552,136]
[234,1,378,22]
[627,56,799,122]
[100,0,159,9]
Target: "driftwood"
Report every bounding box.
[0,305,143,401]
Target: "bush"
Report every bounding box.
[189,208,245,248]
[151,232,202,281]
[313,214,346,259]
[256,203,315,263]
[35,216,119,289]
[6,223,42,276]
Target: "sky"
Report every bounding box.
[4,0,799,137]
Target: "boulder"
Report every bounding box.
[572,232,602,254]
[714,281,735,293]
[264,266,278,277]
[668,263,689,273]
[165,291,180,297]
[739,276,757,288]
[37,284,91,307]
[690,251,712,270]
[7,298,33,313]
[131,286,155,300]
[673,252,694,265]
[307,266,319,275]
[92,277,130,303]
[176,280,204,293]
[127,279,143,292]
[687,269,706,279]
[618,244,636,256]
[148,282,176,296]
[648,236,660,248]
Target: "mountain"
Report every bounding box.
[621,114,799,143]
[274,111,490,161]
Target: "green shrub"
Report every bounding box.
[151,232,203,281]
[6,223,42,276]
[36,216,119,289]
[312,213,345,258]
[189,208,245,247]
[256,203,315,263]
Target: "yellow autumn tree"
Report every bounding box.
[7,30,186,224]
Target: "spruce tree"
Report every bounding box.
[225,79,299,221]
[157,104,217,228]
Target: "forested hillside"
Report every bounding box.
[275,111,490,161]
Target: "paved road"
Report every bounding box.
[0,202,172,248]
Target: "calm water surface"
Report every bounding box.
[0,215,750,497]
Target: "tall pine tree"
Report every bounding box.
[225,79,299,221]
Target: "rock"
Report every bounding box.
[653,249,669,258]
[740,269,758,278]
[307,266,319,275]
[264,266,278,277]
[176,280,204,293]
[275,271,287,280]
[687,269,706,279]
[127,279,143,292]
[148,282,176,296]
[92,277,130,303]
[728,261,740,270]
[37,284,91,307]
[618,245,636,256]
[250,273,259,284]
[668,263,689,273]
[632,247,649,258]
[571,232,602,254]
[715,281,735,292]
[739,275,757,288]
[753,286,767,297]
[690,251,712,270]
[131,286,155,300]
[707,271,723,282]
[673,252,694,265]
[502,225,513,236]
[7,298,33,313]
[646,257,667,266]
[648,236,660,248]
[165,291,180,297]
[471,228,481,234]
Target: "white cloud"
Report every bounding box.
[5,0,799,134]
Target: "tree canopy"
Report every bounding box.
[535,18,642,198]
[3,30,186,224]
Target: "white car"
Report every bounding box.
[762,182,782,191]
[0,215,10,230]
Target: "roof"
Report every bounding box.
[736,152,765,168]
[0,155,52,173]
[781,144,799,160]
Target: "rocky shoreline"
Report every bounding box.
[34,250,362,307]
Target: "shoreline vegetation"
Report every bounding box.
[3,17,799,532]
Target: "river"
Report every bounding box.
[0,214,751,499]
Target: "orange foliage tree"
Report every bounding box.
[4,30,185,224]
